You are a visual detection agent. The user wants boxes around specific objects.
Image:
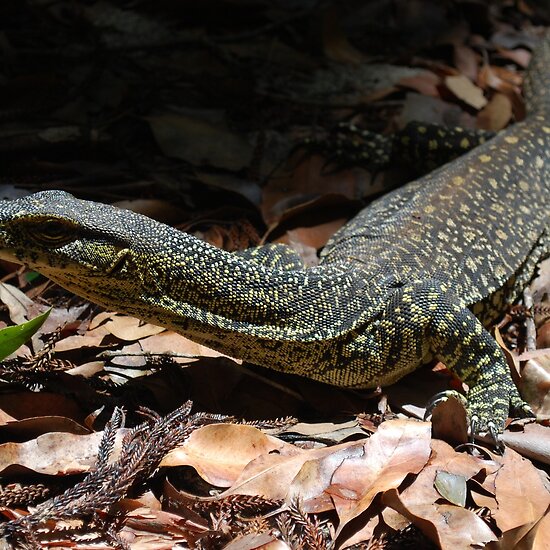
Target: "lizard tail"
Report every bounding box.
[523,29,550,116]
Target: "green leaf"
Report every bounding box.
[24,271,42,284]
[0,309,51,361]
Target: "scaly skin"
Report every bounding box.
[0,32,549,435]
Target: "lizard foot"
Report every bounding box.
[425,385,534,446]
[425,389,501,446]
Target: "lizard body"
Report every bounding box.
[0,32,549,433]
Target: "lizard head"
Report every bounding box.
[0,190,127,268]
[0,190,171,308]
[0,190,301,336]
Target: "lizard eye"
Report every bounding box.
[32,218,76,247]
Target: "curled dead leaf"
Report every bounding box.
[492,448,550,533]
[429,394,469,445]
[0,430,125,476]
[329,419,432,536]
[161,424,296,488]
[477,93,513,131]
[444,74,487,109]
[381,439,498,548]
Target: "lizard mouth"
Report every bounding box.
[105,250,130,276]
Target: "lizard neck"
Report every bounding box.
[82,233,368,342]
[139,237,356,339]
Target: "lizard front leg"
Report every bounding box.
[378,280,533,435]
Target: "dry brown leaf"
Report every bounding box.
[339,499,413,547]
[328,419,431,536]
[453,44,479,81]
[487,64,523,87]
[478,465,497,494]
[477,64,524,118]
[525,510,550,550]
[444,74,488,109]
[119,505,207,549]
[477,93,513,131]
[501,421,550,470]
[54,324,111,352]
[109,341,152,370]
[280,231,319,267]
[146,113,253,171]
[66,361,105,378]
[538,324,550,349]
[470,485,498,511]
[102,314,165,341]
[492,448,550,532]
[384,489,497,549]
[140,330,227,360]
[516,0,534,16]
[222,437,363,506]
[287,443,366,513]
[125,506,206,532]
[118,491,162,512]
[282,420,364,443]
[397,71,440,97]
[276,218,347,252]
[261,153,374,226]
[382,506,411,531]
[494,511,550,550]
[0,430,122,475]
[430,394,469,444]
[518,354,550,417]
[161,424,296,487]
[398,92,477,128]
[42,305,90,337]
[497,47,531,68]
[530,257,550,303]
[0,282,35,324]
[477,65,513,94]
[0,416,89,441]
[383,366,456,425]
[380,439,498,548]
[223,533,288,550]
[89,310,116,330]
[340,513,381,549]
[0,409,16,424]
[428,438,497,479]
[195,171,262,207]
[358,85,399,103]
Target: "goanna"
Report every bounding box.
[0,32,549,437]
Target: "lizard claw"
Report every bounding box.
[509,392,536,419]
[424,389,468,420]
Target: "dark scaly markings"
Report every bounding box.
[0,33,549,435]
[236,244,305,271]
[302,121,494,174]
[395,122,495,173]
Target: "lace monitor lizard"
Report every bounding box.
[0,32,549,438]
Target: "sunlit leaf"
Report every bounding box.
[435,470,467,507]
[0,309,51,360]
